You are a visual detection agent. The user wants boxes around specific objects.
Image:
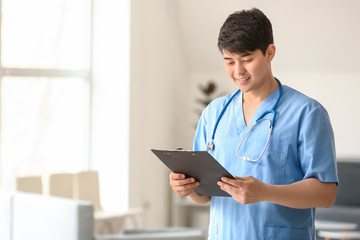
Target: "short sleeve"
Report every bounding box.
[193,108,208,151]
[298,105,338,184]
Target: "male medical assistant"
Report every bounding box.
[193,82,338,239]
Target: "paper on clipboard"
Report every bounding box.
[151,149,234,197]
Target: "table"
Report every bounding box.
[315,220,359,240]
[315,220,358,231]
[317,230,360,240]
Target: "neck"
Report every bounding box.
[243,77,279,104]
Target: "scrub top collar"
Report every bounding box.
[236,86,282,132]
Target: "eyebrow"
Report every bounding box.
[240,52,252,57]
[223,52,252,60]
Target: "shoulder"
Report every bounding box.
[281,85,331,126]
[282,85,326,112]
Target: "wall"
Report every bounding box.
[129,0,189,227]
[178,0,360,158]
[129,0,360,228]
[91,0,130,213]
[271,1,360,157]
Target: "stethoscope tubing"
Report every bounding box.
[207,77,282,151]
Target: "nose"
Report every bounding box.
[234,62,246,77]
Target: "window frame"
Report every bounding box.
[0,0,93,187]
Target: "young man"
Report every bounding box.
[169,8,338,239]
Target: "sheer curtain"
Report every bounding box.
[0,0,91,190]
[0,0,130,212]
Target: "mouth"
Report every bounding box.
[236,76,250,83]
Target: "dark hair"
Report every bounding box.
[218,8,273,55]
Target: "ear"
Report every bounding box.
[266,44,276,61]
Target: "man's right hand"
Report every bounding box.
[169,172,200,197]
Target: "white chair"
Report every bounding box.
[12,191,93,240]
[49,173,75,199]
[77,171,102,211]
[0,191,13,240]
[76,171,142,235]
[16,175,43,194]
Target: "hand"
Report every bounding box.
[169,172,200,197]
[217,176,268,204]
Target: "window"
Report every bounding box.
[0,0,129,212]
[1,77,89,180]
[0,0,91,189]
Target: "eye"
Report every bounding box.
[243,58,253,63]
[226,61,235,66]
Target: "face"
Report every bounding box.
[223,45,275,95]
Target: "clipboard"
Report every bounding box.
[151,149,234,197]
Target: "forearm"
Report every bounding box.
[264,178,337,209]
[187,191,211,205]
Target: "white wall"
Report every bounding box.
[270,1,360,158]
[129,0,360,228]
[180,0,360,158]
[129,0,189,227]
[91,0,130,213]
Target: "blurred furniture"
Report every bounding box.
[171,195,210,236]
[16,175,43,194]
[316,220,359,240]
[77,171,142,234]
[77,171,102,212]
[94,227,206,240]
[316,160,360,229]
[0,191,12,239]
[0,190,93,240]
[48,170,142,235]
[0,190,203,240]
[316,220,358,231]
[318,230,360,240]
[49,172,75,198]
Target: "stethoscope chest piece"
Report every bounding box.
[207,139,214,151]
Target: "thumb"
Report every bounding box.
[234,176,245,180]
[234,175,252,181]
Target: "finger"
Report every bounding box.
[177,187,197,197]
[235,175,252,180]
[217,181,236,195]
[173,182,200,193]
[177,183,199,193]
[234,176,246,180]
[221,177,242,186]
[170,172,186,180]
[172,178,197,187]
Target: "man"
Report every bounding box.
[170,8,338,239]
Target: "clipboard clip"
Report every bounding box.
[175,148,195,155]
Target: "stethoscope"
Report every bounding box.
[207,77,283,162]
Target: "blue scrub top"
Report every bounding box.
[193,85,338,240]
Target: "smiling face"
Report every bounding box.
[223,44,276,96]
